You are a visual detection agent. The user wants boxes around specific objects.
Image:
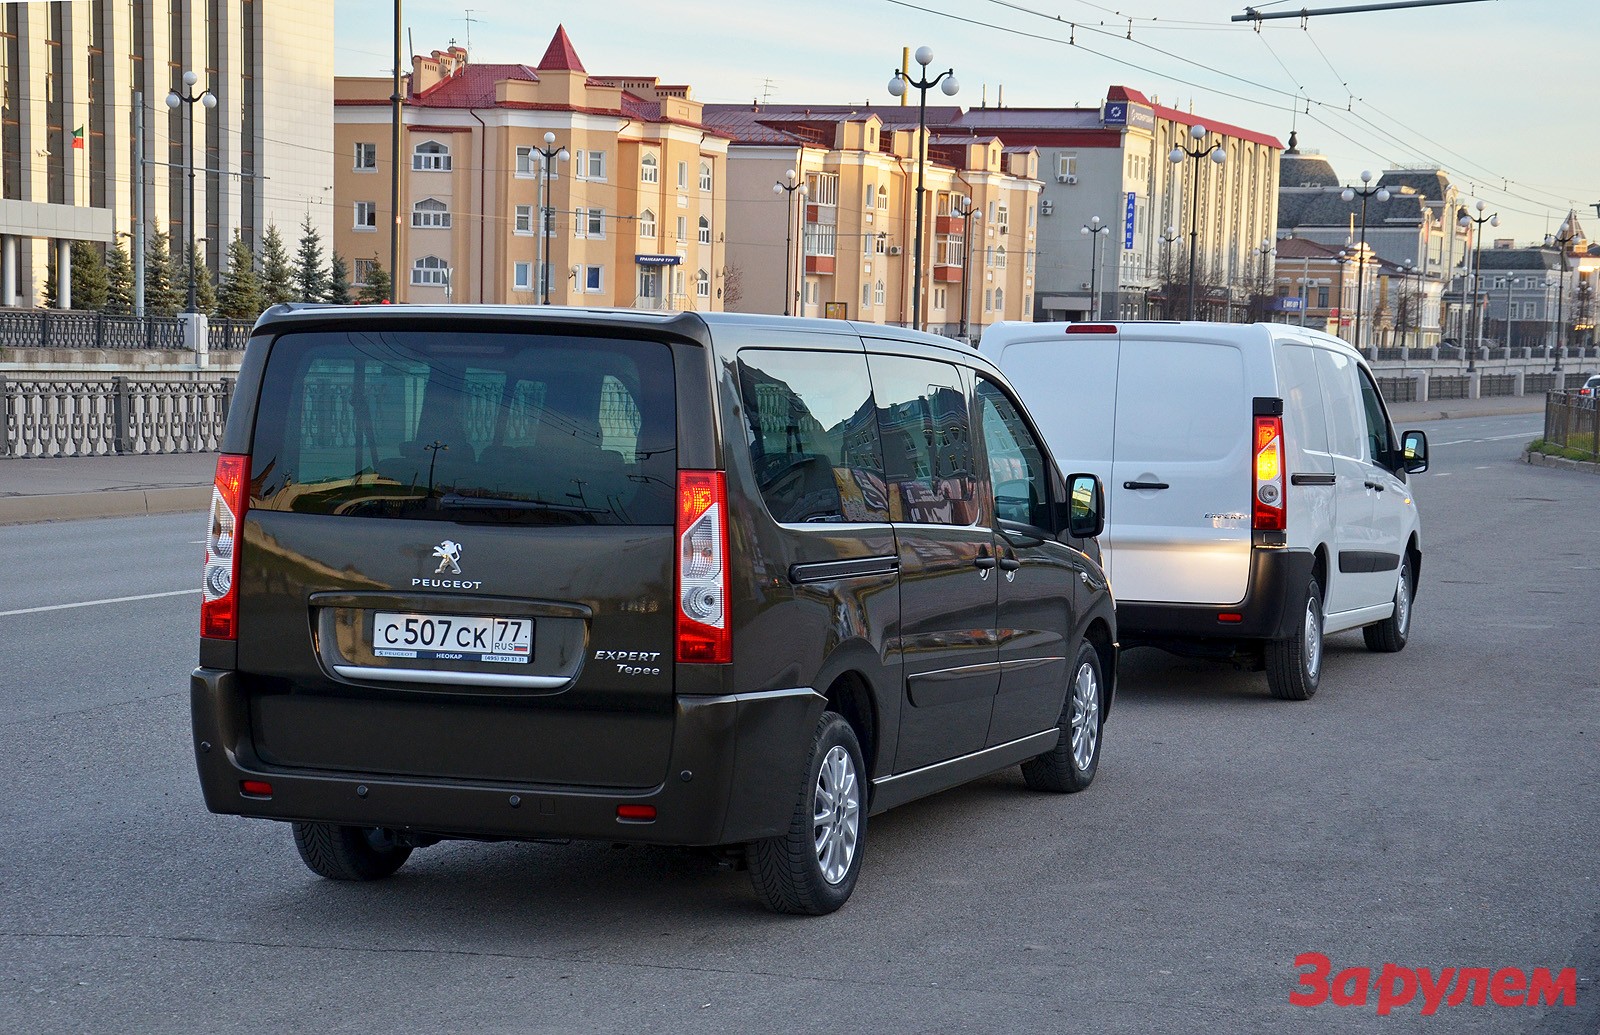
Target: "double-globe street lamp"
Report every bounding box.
[1080,216,1111,321]
[165,71,216,314]
[1168,125,1225,321]
[889,47,958,332]
[1340,171,1390,350]
[1545,219,1578,373]
[773,170,807,316]
[1458,200,1498,373]
[536,131,569,305]
[1250,238,1274,321]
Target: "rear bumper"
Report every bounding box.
[191,669,825,846]
[1116,546,1314,648]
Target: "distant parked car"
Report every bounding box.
[1579,375,1600,397]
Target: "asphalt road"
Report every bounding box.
[2,413,1596,1034]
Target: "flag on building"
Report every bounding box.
[71,126,84,149]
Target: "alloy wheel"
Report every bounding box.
[1069,660,1101,772]
[812,745,860,885]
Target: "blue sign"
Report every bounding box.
[634,254,681,266]
[1273,297,1305,312]
[1104,102,1128,126]
[1123,192,1136,250]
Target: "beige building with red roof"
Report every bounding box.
[334,26,729,308]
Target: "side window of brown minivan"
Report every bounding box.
[737,349,888,523]
[865,354,979,525]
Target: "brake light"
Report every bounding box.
[201,453,249,639]
[1252,416,1286,531]
[1066,324,1117,334]
[675,470,730,664]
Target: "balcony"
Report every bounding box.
[805,255,835,275]
[933,264,964,283]
[935,215,964,235]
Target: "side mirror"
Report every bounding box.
[1063,473,1105,539]
[1401,430,1428,474]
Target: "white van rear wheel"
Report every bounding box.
[1265,577,1323,701]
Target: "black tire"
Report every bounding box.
[1266,576,1323,701]
[291,822,413,881]
[1362,555,1413,653]
[1021,640,1104,793]
[748,711,866,915]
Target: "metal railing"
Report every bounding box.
[1543,391,1599,460]
[1376,376,1416,403]
[0,308,254,350]
[1,375,232,457]
[1479,374,1517,398]
[1430,375,1470,400]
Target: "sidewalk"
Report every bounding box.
[0,452,216,525]
[0,392,1550,525]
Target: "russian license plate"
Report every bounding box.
[371,611,532,665]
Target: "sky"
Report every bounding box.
[334,0,1598,247]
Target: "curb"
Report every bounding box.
[1392,404,1545,424]
[1520,450,1600,476]
[0,486,211,525]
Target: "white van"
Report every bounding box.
[980,321,1428,700]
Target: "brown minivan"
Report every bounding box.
[191,305,1116,914]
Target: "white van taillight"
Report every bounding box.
[201,453,249,640]
[1252,416,1286,531]
[676,470,730,664]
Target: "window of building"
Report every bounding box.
[354,142,377,171]
[587,208,605,237]
[985,289,993,311]
[1028,204,1035,227]
[515,205,533,234]
[865,183,875,210]
[573,149,586,178]
[995,246,1007,269]
[516,146,536,177]
[874,280,885,306]
[997,202,1010,228]
[1058,153,1077,179]
[806,281,818,305]
[587,150,606,180]
[1317,286,1330,308]
[675,215,687,241]
[933,287,946,309]
[353,201,377,230]
[513,261,533,291]
[412,255,449,286]
[875,233,887,256]
[584,265,603,292]
[699,162,712,192]
[640,153,658,183]
[677,161,689,189]
[673,267,686,297]
[412,140,451,172]
[574,206,588,236]
[806,172,839,207]
[877,185,889,209]
[697,216,711,245]
[696,269,709,298]
[353,259,375,286]
[639,209,656,237]
[994,287,1004,311]
[863,283,872,308]
[935,234,964,267]
[804,224,836,258]
[411,198,451,229]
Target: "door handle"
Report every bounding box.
[974,554,997,580]
[1364,480,1386,492]
[997,557,1021,571]
[1123,480,1169,490]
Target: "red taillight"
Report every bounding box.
[201,453,249,640]
[1252,416,1286,532]
[239,780,272,798]
[675,470,730,664]
[616,804,656,822]
[1217,613,1244,623]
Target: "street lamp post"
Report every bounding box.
[1399,259,1421,353]
[165,71,216,314]
[536,132,569,305]
[1545,219,1577,373]
[772,169,807,316]
[889,46,959,332]
[953,194,977,340]
[1251,238,1274,322]
[1155,224,1178,318]
[1340,171,1390,350]
[1458,200,1498,373]
[1080,216,1111,321]
[1168,125,1226,321]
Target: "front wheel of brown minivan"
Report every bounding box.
[292,822,413,881]
[747,712,866,915]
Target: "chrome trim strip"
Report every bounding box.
[332,665,570,689]
[873,729,1058,791]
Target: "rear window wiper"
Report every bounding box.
[438,493,612,516]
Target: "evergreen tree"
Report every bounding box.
[105,241,134,314]
[145,224,180,316]
[194,251,218,316]
[69,241,110,310]
[294,213,327,302]
[42,260,57,308]
[259,223,295,306]
[326,253,353,304]
[356,258,391,305]
[216,230,264,319]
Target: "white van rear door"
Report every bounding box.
[1110,337,1252,605]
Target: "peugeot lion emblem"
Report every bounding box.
[432,539,464,575]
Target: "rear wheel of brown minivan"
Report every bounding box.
[748,712,866,915]
[292,822,413,881]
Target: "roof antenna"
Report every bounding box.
[464,9,477,52]
[761,78,776,106]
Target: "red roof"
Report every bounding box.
[538,25,586,73]
[1107,85,1282,150]
[411,63,539,108]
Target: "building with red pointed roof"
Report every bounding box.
[334,27,729,308]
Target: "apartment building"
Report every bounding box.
[334,27,729,308]
[0,1,333,307]
[703,103,1040,338]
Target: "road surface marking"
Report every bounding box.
[1436,433,1541,445]
[0,588,199,618]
